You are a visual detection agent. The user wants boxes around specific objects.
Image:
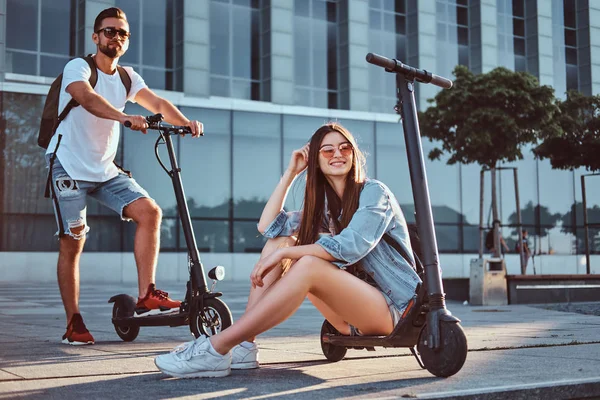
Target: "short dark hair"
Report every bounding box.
[94,7,127,32]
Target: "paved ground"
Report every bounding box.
[1,281,600,399]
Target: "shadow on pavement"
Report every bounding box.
[1,364,439,400]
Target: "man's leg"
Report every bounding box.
[57,233,86,322]
[122,197,162,298]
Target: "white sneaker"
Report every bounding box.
[231,342,259,370]
[154,336,231,378]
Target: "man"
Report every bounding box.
[45,7,203,345]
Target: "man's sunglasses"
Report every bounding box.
[319,143,353,159]
[96,27,131,39]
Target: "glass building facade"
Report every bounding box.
[1,0,599,265]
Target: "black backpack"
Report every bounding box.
[38,54,132,149]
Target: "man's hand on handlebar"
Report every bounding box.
[186,120,204,138]
[120,115,148,134]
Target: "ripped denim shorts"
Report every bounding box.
[46,154,151,239]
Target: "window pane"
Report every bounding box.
[179,107,231,218]
[294,19,311,86]
[142,0,168,67]
[40,56,70,78]
[422,140,461,224]
[122,103,178,216]
[7,0,38,51]
[141,68,166,90]
[41,0,72,55]
[514,37,525,55]
[1,215,59,251]
[513,18,525,37]
[233,112,281,218]
[565,47,578,65]
[178,220,230,253]
[564,29,576,47]
[1,93,50,214]
[232,6,253,79]
[234,221,266,252]
[374,122,412,205]
[6,51,37,75]
[512,0,524,17]
[456,7,468,26]
[232,80,252,99]
[436,224,460,252]
[370,10,381,29]
[211,77,231,97]
[211,2,231,75]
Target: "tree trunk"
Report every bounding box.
[491,167,501,258]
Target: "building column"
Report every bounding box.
[535,0,554,87]
[344,0,369,111]
[472,0,499,74]
[0,0,6,81]
[589,1,600,95]
[270,0,293,105]
[182,0,209,97]
[415,0,437,111]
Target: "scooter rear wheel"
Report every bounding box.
[191,297,232,338]
[418,321,467,377]
[112,303,140,342]
[320,320,347,362]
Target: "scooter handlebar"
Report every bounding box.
[366,52,453,89]
[124,114,193,135]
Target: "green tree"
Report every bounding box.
[533,91,600,172]
[419,65,561,269]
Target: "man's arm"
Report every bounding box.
[134,88,203,137]
[66,81,148,131]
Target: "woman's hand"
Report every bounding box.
[251,248,286,288]
[286,144,309,176]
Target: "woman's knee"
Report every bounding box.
[286,255,322,279]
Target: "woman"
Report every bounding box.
[155,123,421,378]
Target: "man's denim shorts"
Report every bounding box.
[46,154,151,239]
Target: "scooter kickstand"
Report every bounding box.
[410,346,426,369]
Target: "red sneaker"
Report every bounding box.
[135,284,181,317]
[62,313,95,345]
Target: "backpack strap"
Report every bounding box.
[82,55,99,88]
[116,66,132,97]
[382,232,424,276]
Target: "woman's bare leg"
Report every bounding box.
[307,294,351,335]
[244,236,296,342]
[211,255,393,354]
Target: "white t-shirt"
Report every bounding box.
[45,57,148,182]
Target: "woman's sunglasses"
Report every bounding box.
[319,143,353,159]
[96,27,131,40]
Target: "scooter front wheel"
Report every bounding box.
[320,320,347,362]
[191,297,233,338]
[418,321,467,377]
[112,302,140,342]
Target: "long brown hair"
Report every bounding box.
[296,123,366,246]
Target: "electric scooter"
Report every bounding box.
[108,114,232,341]
[319,53,468,377]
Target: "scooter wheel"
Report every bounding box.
[417,321,468,377]
[320,320,347,362]
[191,297,233,338]
[112,303,140,342]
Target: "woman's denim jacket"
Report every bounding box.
[261,178,421,312]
